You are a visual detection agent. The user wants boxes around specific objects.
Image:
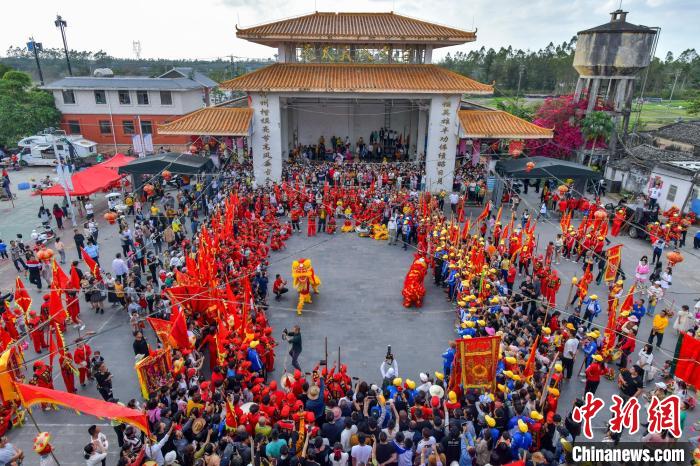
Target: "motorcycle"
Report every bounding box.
[31,224,56,246]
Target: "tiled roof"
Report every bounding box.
[627,143,699,161]
[157,107,253,136]
[236,12,475,46]
[457,110,553,139]
[220,64,492,94]
[653,121,700,147]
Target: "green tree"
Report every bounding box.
[0,71,60,147]
[581,111,614,166]
[496,98,535,121]
[688,98,700,115]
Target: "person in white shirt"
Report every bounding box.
[340,419,358,452]
[350,434,372,466]
[111,253,129,283]
[88,425,108,459]
[330,442,349,466]
[561,334,579,380]
[416,372,432,393]
[648,186,661,208]
[449,192,459,214]
[84,441,107,466]
[144,424,173,466]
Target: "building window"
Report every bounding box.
[67,120,81,134]
[123,120,135,135]
[118,91,131,105]
[140,120,153,134]
[62,90,75,104]
[136,91,149,105]
[667,184,678,202]
[160,91,172,106]
[99,120,112,135]
[94,90,106,104]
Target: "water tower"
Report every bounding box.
[573,10,658,152]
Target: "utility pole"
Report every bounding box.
[27,37,44,85]
[516,64,525,98]
[132,40,142,60]
[669,69,681,101]
[54,15,72,76]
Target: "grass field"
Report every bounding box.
[467,97,696,130]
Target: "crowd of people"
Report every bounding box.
[0,152,698,466]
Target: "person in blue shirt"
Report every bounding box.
[247,341,264,373]
[581,295,601,330]
[442,342,456,378]
[631,299,646,321]
[305,378,325,420]
[510,420,533,457]
[582,333,599,368]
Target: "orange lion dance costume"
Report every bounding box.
[292,258,321,315]
[402,256,428,308]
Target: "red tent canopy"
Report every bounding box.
[97,153,136,170]
[39,165,123,197]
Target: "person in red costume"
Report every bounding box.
[307,209,317,237]
[31,361,54,410]
[27,311,48,353]
[73,338,92,387]
[59,352,78,393]
[611,208,626,236]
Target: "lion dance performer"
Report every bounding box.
[291,259,321,315]
[402,255,428,308]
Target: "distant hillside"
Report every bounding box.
[1,45,274,84]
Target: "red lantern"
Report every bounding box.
[37,248,54,262]
[162,170,172,181]
[525,161,535,172]
[143,184,155,196]
[666,251,684,267]
[104,211,118,224]
[593,209,607,221]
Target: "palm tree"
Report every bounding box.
[581,111,614,167]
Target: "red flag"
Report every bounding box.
[225,400,238,430]
[169,307,191,349]
[618,284,636,314]
[603,245,623,283]
[494,206,503,225]
[476,202,491,224]
[14,278,32,315]
[0,326,12,352]
[48,289,67,326]
[240,277,253,331]
[16,383,150,435]
[51,260,69,291]
[522,336,539,379]
[81,249,102,282]
[69,265,81,290]
[577,265,593,300]
[674,332,700,388]
[147,317,174,347]
[460,218,471,241]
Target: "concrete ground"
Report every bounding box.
[0,175,698,465]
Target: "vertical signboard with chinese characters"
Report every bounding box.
[250,92,282,185]
[425,94,459,192]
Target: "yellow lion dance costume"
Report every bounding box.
[291,258,321,315]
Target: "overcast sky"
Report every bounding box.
[2,0,696,62]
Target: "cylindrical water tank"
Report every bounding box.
[573,10,656,77]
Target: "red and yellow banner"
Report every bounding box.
[135,350,174,400]
[603,244,623,282]
[16,383,150,435]
[453,335,501,391]
[675,332,700,388]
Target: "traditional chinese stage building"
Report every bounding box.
[158,12,552,190]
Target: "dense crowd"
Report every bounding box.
[0,153,699,466]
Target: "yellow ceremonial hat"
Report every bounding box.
[485,415,496,427]
[530,411,544,421]
[505,356,517,364]
[592,354,603,362]
[518,419,528,433]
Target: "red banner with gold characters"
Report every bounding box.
[452,336,501,392]
[603,244,623,282]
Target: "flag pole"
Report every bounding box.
[26,408,62,465]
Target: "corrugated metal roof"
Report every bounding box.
[157,107,253,136]
[42,76,207,91]
[236,12,476,45]
[458,110,553,139]
[159,68,219,88]
[220,63,492,94]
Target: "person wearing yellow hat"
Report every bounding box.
[581,293,601,331]
[584,353,604,394]
[485,415,496,428]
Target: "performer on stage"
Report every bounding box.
[291,259,321,315]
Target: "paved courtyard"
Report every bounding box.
[0,176,698,464]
